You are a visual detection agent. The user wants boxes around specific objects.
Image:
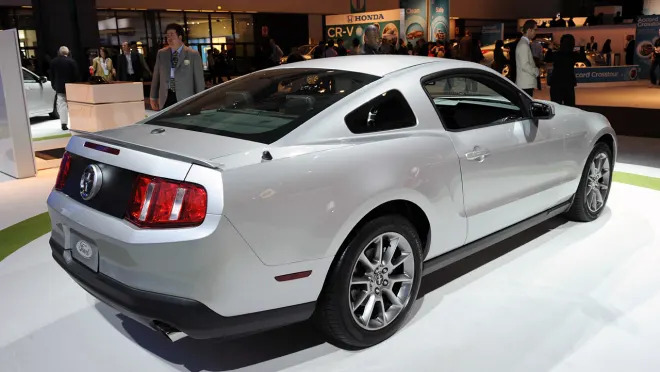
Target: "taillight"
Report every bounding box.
[54,152,72,190]
[126,175,207,228]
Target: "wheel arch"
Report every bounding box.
[316,197,432,302]
[595,132,617,164]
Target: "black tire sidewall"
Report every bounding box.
[324,215,423,348]
[577,143,613,221]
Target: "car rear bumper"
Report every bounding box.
[51,237,316,339]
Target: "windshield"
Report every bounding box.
[147,68,379,144]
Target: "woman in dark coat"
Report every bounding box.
[549,34,577,107]
[493,40,509,74]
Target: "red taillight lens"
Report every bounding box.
[126,175,207,228]
[54,152,72,190]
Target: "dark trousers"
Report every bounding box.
[523,88,534,97]
[651,59,660,85]
[163,89,177,109]
[550,86,576,107]
[126,74,140,82]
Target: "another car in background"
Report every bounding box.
[22,67,58,119]
[281,44,318,64]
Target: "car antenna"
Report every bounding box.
[262,150,273,161]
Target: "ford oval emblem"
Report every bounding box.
[80,164,103,201]
[75,240,93,259]
[151,128,166,134]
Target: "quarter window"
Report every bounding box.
[22,69,37,83]
[423,75,525,131]
[345,90,416,134]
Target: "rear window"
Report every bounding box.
[146,68,379,144]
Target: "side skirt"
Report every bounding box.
[422,200,571,276]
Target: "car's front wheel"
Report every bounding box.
[566,142,613,222]
[315,215,423,350]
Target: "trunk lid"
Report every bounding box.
[94,123,266,162]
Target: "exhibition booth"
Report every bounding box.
[2,4,660,372]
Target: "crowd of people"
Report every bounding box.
[46,19,660,131]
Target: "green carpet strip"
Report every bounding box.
[0,172,659,263]
[0,212,51,262]
[612,172,660,191]
[33,133,72,142]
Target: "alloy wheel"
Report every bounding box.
[348,232,415,331]
[585,152,611,213]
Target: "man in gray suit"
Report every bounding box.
[150,23,205,110]
[515,20,540,98]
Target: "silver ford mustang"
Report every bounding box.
[47,56,616,350]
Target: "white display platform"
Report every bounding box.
[1,173,660,371]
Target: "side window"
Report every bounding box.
[345,90,416,134]
[22,69,37,83]
[423,75,525,131]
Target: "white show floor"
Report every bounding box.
[0,182,659,371]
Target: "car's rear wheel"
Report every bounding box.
[315,215,423,350]
[566,142,613,222]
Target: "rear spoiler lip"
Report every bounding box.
[69,129,222,170]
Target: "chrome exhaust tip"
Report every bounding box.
[152,321,188,342]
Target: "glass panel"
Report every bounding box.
[147,69,380,144]
[15,10,38,72]
[233,14,254,43]
[115,11,149,51]
[98,10,119,46]
[211,13,232,40]
[423,76,523,130]
[22,69,37,82]
[186,12,210,42]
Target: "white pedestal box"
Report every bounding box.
[65,82,145,132]
[67,101,146,132]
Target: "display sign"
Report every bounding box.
[634,15,660,79]
[0,29,36,179]
[325,9,405,47]
[401,0,428,45]
[429,0,449,42]
[548,65,640,83]
[351,0,367,13]
[481,23,504,46]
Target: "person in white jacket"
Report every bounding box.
[516,20,540,97]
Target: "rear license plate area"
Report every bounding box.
[69,230,99,272]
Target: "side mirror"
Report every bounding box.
[39,76,48,84]
[531,101,554,120]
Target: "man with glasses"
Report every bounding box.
[150,23,204,110]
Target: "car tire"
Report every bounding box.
[566,142,613,222]
[315,215,423,350]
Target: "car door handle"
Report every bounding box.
[465,147,491,162]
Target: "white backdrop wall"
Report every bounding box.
[0,29,36,179]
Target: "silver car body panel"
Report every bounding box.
[48,56,616,318]
[23,67,56,117]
